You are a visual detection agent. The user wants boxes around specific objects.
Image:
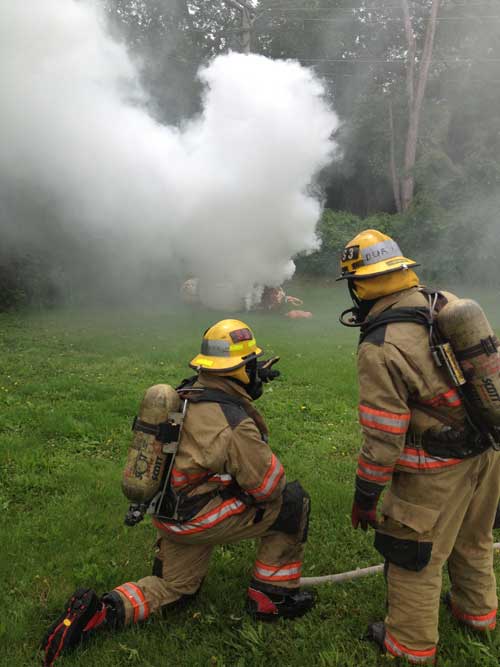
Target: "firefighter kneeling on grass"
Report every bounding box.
[42,319,314,666]
[339,229,500,665]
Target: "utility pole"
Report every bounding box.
[224,0,257,54]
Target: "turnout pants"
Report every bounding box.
[376,448,500,664]
[112,496,308,625]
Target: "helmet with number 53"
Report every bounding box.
[337,229,418,281]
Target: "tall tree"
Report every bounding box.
[398,0,441,211]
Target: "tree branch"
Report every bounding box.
[400,0,441,211]
[414,0,441,114]
[401,0,416,108]
[224,0,255,13]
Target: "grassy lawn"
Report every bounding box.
[1,283,500,666]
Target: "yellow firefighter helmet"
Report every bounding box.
[337,229,419,281]
[190,319,263,378]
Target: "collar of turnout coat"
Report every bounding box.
[367,285,421,318]
[196,373,253,402]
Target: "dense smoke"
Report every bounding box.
[0,0,338,309]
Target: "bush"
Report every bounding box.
[294,194,490,286]
[295,209,407,278]
[0,254,61,312]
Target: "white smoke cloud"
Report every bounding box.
[0,0,338,310]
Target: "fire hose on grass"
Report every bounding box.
[300,542,500,586]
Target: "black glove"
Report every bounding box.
[257,356,280,382]
[351,477,383,531]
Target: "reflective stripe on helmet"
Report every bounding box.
[201,339,231,357]
[194,357,215,367]
[230,339,256,352]
[253,559,302,582]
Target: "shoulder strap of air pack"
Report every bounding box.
[358,288,448,345]
[177,378,265,435]
[189,389,249,429]
[359,307,431,344]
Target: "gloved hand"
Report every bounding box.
[257,356,280,382]
[351,477,383,531]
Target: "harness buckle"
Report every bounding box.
[481,336,498,356]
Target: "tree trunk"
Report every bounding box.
[389,100,402,214]
[400,0,441,211]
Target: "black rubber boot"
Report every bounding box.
[443,591,452,612]
[41,588,123,666]
[246,580,315,621]
[366,621,386,652]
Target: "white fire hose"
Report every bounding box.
[300,542,500,586]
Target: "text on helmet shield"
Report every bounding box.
[361,240,402,266]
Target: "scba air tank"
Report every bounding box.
[122,384,181,506]
[437,299,500,427]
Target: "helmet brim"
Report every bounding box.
[336,258,419,281]
[189,347,263,372]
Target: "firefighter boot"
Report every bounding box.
[41,588,124,666]
[367,621,437,665]
[366,621,386,651]
[246,580,315,621]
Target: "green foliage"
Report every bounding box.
[0,254,61,312]
[296,190,500,287]
[295,208,401,278]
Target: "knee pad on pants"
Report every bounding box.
[375,532,432,572]
[269,480,310,542]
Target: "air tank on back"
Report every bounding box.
[437,299,500,426]
[122,384,181,505]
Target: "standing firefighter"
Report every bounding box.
[42,319,313,666]
[338,229,500,664]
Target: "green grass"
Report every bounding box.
[1,283,500,666]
